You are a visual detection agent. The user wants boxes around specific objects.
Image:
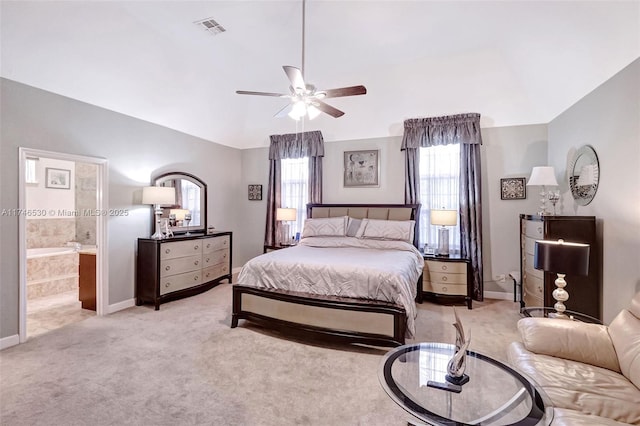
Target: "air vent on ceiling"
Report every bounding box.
[194,17,226,36]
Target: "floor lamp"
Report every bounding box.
[276,208,297,246]
[534,239,590,318]
[430,209,458,257]
[142,186,175,239]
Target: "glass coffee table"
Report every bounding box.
[378,342,553,425]
[520,307,602,324]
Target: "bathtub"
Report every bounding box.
[27,247,79,299]
[27,247,76,259]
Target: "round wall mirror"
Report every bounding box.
[153,172,207,234]
[568,145,599,206]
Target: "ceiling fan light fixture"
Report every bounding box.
[288,101,307,120]
[307,104,321,120]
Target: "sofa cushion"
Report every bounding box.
[551,408,632,426]
[609,293,640,390]
[517,317,621,372]
[508,341,640,424]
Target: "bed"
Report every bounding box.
[231,203,423,347]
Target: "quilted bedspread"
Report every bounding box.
[237,236,424,337]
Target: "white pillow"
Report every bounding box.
[302,216,348,238]
[356,218,415,243]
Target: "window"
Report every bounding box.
[25,158,38,184]
[418,144,460,253]
[280,157,309,238]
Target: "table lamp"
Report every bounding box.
[534,239,590,318]
[526,166,558,216]
[142,186,175,239]
[430,209,458,257]
[276,207,297,246]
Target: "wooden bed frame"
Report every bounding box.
[231,203,422,347]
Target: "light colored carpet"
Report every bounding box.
[0,284,523,425]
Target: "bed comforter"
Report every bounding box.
[237,236,424,338]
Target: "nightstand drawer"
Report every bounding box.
[160,254,202,277]
[160,240,202,260]
[425,260,467,274]
[160,270,203,295]
[425,282,466,296]
[427,271,467,285]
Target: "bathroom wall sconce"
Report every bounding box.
[142,186,175,239]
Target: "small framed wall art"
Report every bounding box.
[45,168,71,189]
[500,177,526,200]
[344,150,379,187]
[248,184,262,201]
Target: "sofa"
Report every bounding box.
[508,292,640,425]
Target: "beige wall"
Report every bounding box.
[548,58,640,323]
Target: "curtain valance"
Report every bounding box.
[401,113,482,150]
[269,130,324,160]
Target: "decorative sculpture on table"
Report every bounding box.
[445,307,471,386]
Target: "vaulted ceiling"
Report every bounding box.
[2,1,639,149]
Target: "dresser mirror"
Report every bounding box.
[153,172,207,234]
[568,145,599,206]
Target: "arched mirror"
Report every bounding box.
[153,172,207,234]
[568,145,599,206]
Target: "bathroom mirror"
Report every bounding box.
[153,172,207,234]
[568,145,599,206]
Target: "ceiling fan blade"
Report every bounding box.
[283,66,306,91]
[321,85,367,98]
[311,100,344,118]
[236,90,289,97]
[274,103,294,118]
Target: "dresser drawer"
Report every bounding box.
[523,273,544,298]
[426,271,467,285]
[203,249,229,267]
[202,235,230,253]
[159,270,203,295]
[425,260,467,274]
[523,290,543,308]
[160,240,202,260]
[425,281,466,296]
[160,254,202,277]
[202,263,230,282]
[524,254,543,279]
[524,220,544,239]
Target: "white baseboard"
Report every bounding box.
[0,334,20,350]
[484,291,515,301]
[107,298,136,314]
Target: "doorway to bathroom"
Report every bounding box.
[18,148,108,343]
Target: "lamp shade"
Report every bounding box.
[142,186,175,205]
[576,164,596,186]
[430,209,458,226]
[170,208,189,221]
[534,239,590,276]
[276,208,297,221]
[526,166,558,187]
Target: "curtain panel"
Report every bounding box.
[264,130,324,246]
[401,113,484,300]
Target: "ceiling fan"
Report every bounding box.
[236,0,366,120]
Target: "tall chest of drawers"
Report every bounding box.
[519,215,600,320]
[422,255,472,309]
[136,232,232,310]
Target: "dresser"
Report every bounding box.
[136,232,232,310]
[422,255,472,309]
[519,215,600,320]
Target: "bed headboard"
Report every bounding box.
[306,203,421,248]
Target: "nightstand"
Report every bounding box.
[263,243,295,253]
[422,254,472,309]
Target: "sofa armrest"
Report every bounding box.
[517,317,621,372]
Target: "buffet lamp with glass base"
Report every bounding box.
[142,186,176,239]
[430,209,458,257]
[526,166,559,216]
[534,239,590,318]
[276,207,297,246]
